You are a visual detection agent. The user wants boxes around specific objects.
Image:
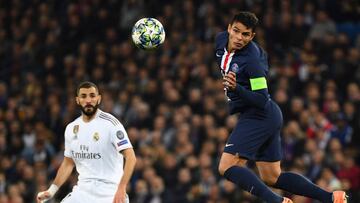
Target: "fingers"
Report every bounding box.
[37,191,50,202]
[223,72,236,90]
[113,196,127,203]
[113,198,126,203]
[226,72,236,82]
[227,71,236,77]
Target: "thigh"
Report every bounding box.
[219,152,247,167]
[91,181,121,202]
[62,182,124,203]
[254,128,282,162]
[99,194,130,203]
[255,102,283,162]
[224,118,270,160]
[61,186,88,203]
[219,152,247,175]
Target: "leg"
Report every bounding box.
[218,152,285,203]
[61,184,91,203]
[61,189,87,203]
[255,161,293,203]
[256,161,281,186]
[255,102,345,203]
[219,104,291,203]
[272,170,342,203]
[256,132,332,202]
[218,152,247,175]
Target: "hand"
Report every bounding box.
[36,191,52,203]
[113,186,128,203]
[37,184,58,203]
[223,71,236,91]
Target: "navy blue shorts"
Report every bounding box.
[223,100,283,162]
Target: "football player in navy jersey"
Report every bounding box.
[216,12,347,203]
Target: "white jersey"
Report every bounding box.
[64,109,132,184]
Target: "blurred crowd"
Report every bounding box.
[0,0,359,203]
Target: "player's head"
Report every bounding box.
[76,81,101,117]
[227,11,258,51]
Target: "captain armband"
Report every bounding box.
[250,77,268,91]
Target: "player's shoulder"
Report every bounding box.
[65,116,81,128]
[64,116,81,134]
[242,42,269,73]
[246,42,267,57]
[240,42,266,62]
[97,110,121,127]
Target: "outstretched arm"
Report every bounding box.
[37,157,75,203]
[113,148,136,203]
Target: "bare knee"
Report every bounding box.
[260,172,280,186]
[218,153,247,176]
[256,161,281,186]
[218,162,230,176]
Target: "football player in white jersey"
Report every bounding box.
[37,81,136,203]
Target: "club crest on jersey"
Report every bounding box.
[93,132,100,141]
[116,130,124,140]
[73,125,79,139]
[73,125,79,134]
[231,63,240,73]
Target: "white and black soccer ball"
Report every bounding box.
[131,18,165,50]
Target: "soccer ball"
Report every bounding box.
[131,18,165,50]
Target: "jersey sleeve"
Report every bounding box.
[64,125,72,158]
[234,59,269,108]
[110,123,133,152]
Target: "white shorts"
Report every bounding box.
[61,179,129,203]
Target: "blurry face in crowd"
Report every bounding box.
[227,21,255,52]
[76,87,101,117]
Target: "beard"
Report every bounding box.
[79,103,99,117]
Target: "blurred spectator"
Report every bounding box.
[309,10,337,41]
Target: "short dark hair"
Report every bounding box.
[230,11,258,31]
[76,81,99,96]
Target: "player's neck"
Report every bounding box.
[227,44,236,53]
[82,111,97,122]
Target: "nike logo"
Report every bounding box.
[216,52,222,57]
[225,143,234,147]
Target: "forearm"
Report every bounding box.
[235,84,268,108]
[119,148,136,189]
[37,157,75,201]
[52,157,75,188]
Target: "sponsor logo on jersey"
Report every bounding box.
[71,144,101,159]
[117,140,128,147]
[93,132,99,141]
[116,130,124,140]
[71,150,101,159]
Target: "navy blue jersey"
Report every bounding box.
[215,31,271,114]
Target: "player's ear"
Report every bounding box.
[227,24,232,33]
[75,97,80,105]
[250,32,256,40]
[97,95,101,105]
